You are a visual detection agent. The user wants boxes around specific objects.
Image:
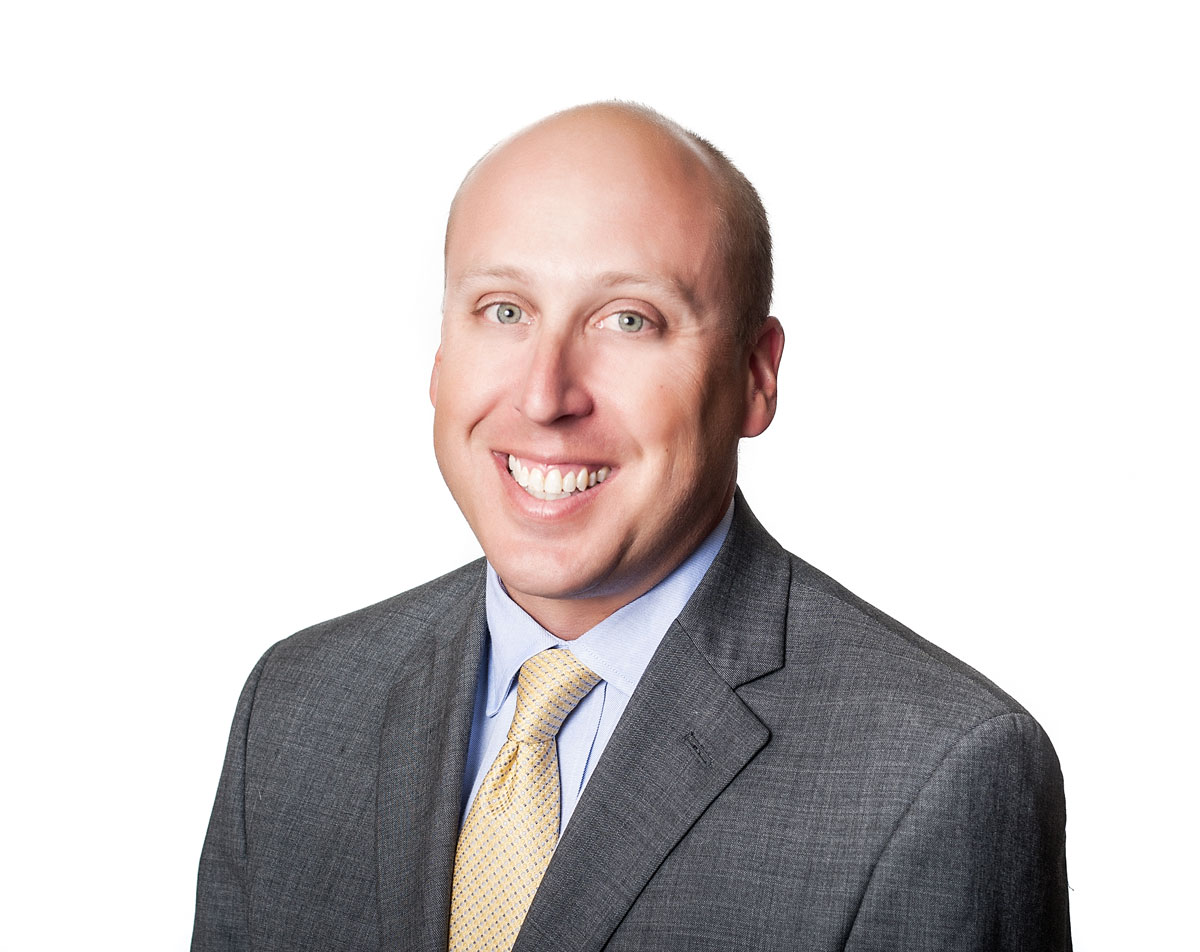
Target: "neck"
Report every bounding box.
[507,583,660,641]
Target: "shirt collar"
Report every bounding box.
[483,501,734,716]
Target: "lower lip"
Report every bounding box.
[492,452,610,520]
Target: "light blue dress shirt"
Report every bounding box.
[460,502,734,836]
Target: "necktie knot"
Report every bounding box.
[508,648,601,743]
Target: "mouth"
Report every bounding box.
[505,453,611,501]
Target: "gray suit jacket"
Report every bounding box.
[193,495,1070,950]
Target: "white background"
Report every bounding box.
[2,1,1196,948]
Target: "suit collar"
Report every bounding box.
[375,563,488,952]
[673,490,790,689]
[515,492,791,951]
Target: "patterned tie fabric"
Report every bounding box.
[449,648,601,951]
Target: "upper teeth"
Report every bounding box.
[508,454,610,500]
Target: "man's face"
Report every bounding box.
[431,111,778,635]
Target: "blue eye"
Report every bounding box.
[614,311,644,332]
[493,303,523,324]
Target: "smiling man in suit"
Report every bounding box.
[193,103,1071,951]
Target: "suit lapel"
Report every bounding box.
[515,494,792,951]
[376,565,488,952]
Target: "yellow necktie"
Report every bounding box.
[449,648,601,952]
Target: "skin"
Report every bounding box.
[431,106,784,639]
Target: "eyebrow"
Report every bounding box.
[453,265,532,287]
[595,270,703,312]
[452,266,703,313]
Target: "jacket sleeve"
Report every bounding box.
[846,712,1071,951]
[191,648,274,952]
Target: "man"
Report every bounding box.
[193,103,1070,950]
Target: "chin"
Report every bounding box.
[490,554,599,603]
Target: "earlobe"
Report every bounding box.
[429,349,442,407]
[741,317,785,438]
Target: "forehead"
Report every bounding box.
[446,113,726,299]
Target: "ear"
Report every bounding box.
[429,347,442,407]
[741,316,785,438]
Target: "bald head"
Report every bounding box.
[445,103,773,346]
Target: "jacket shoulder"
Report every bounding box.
[785,552,1027,722]
[264,558,486,670]
[240,558,486,735]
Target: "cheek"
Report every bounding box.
[676,367,747,463]
[617,350,723,425]
[631,379,717,467]
[432,343,509,423]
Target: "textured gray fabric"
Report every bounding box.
[193,494,1070,950]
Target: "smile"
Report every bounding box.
[506,454,610,501]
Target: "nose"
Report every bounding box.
[516,327,593,424]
